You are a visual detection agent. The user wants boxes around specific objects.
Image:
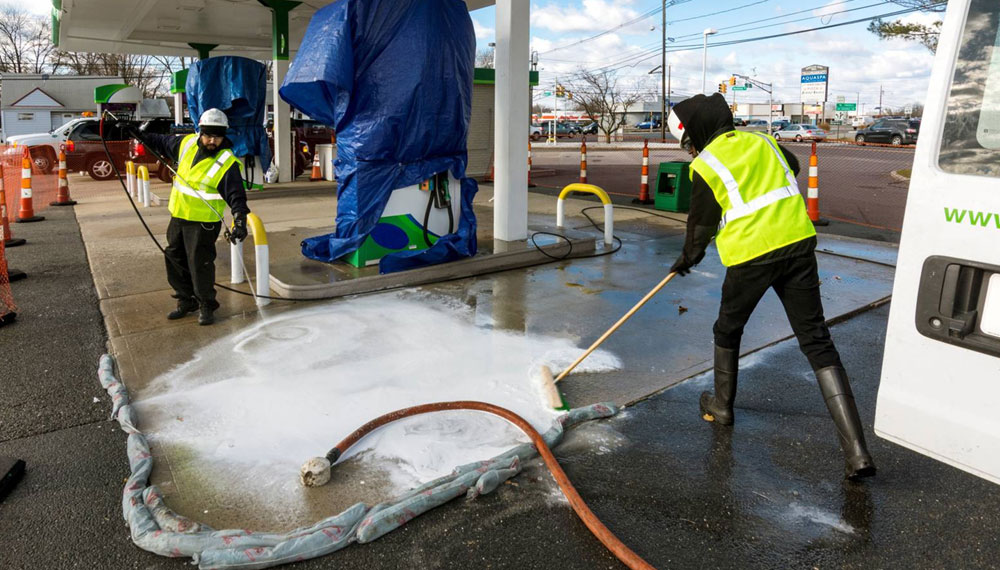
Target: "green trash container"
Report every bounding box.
[653,161,692,213]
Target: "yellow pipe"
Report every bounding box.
[126,161,135,176]
[137,165,149,181]
[246,212,268,246]
[558,183,611,205]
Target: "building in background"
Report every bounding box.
[0,74,124,141]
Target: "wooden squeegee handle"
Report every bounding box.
[554,272,678,384]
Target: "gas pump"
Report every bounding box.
[345,171,460,267]
[876,0,1000,485]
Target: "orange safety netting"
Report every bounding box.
[1,145,60,221]
[0,237,16,324]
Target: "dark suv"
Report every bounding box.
[855,119,919,146]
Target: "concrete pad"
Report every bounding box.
[61,173,896,536]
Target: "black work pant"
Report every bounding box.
[713,253,843,371]
[164,217,221,309]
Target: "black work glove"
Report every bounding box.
[230,212,249,244]
[670,252,694,276]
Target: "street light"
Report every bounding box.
[702,28,717,94]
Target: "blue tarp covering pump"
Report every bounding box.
[279,0,479,273]
[185,57,272,187]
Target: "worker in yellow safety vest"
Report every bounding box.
[666,93,875,480]
[132,109,250,326]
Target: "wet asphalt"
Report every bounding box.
[2,206,999,569]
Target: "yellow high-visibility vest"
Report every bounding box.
[168,133,240,223]
[690,131,815,266]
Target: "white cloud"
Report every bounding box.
[472,17,495,41]
[532,0,643,35]
[813,0,848,21]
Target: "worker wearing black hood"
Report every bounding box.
[667,93,875,480]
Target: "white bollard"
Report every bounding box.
[137,165,151,208]
[125,161,136,200]
[255,243,270,307]
[231,240,245,284]
[556,198,566,228]
[603,203,614,246]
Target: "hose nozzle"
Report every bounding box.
[299,448,341,487]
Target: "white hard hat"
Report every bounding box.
[667,109,685,143]
[199,108,229,130]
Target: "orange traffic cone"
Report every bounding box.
[807,142,828,226]
[51,147,77,206]
[0,164,26,247]
[579,138,587,184]
[309,152,323,181]
[16,147,44,223]
[632,139,653,205]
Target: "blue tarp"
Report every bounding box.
[279,0,478,273]
[187,56,272,173]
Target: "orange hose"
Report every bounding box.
[328,401,654,570]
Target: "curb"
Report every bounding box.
[889,169,911,183]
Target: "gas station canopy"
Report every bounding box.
[53,0,495,58]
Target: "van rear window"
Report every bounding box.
[939,0,1000,177]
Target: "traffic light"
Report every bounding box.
[729,76,737,86]
[718,83,727,94]
[555,84,565,97]
[567,91,573,100]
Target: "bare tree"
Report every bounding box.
[51,51,170,97]
[570,69,643,143]
[475,47,494,69]
[0,4,54,73]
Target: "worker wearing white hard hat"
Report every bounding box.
[130,108,251,326]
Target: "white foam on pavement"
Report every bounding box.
[134,292,621,511]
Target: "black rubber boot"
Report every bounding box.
[816,366,877,480]
[700,345,739,425]
[198,306,215,326]
[167,299,199,320]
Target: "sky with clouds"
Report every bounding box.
[472,0,942,114]
[25,0,940,114]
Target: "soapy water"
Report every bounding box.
[134,292,621,514]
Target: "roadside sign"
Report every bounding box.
[836,103,857,111]
[904,105,913,114]
[544,91,552,96]
[732,86,747,91]
[837,95,846,103]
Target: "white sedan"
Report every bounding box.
[773,124,827,142]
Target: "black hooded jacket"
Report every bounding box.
[671,93,814,267]
[142,133,250,219]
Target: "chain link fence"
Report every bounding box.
[527,133,915,232]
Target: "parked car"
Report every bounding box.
[634,119,660,129]
[581,121,599,135]
[770,119,791,132]
[773,124,827,142]
[733,117,746,127]
[541,121,578,137]
[854,119,920,146]
[529,124,543,140]
[5,117,93,173]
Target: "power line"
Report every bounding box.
[542,0,887,71]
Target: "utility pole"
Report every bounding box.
[659,0,666,142]
[667,65,672,110]
[878,84,884,116]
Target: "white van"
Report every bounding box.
[876,0,1000,485]
[851,116,874,128]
